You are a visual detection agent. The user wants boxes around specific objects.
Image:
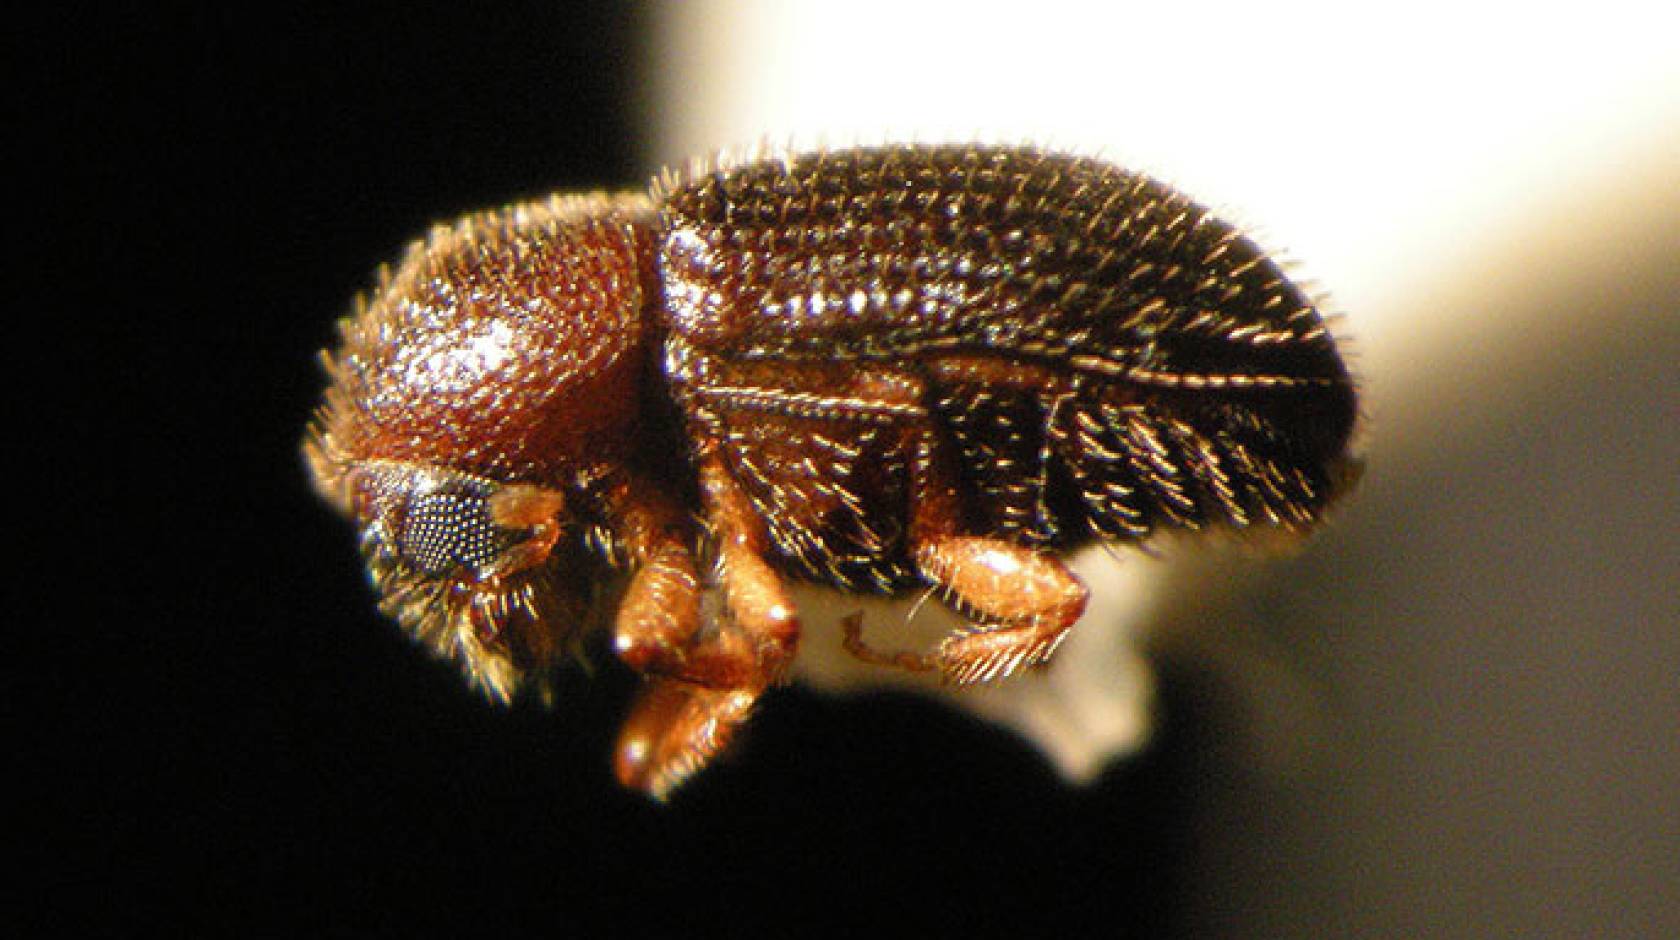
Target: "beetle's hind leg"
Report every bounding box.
[603,461,799,799]
[904,427,1089,686]
[911,535,1088,685]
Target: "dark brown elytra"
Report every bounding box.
[305,144,1360,798]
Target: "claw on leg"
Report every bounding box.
[840,611,937,673]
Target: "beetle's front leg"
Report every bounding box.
[601,463,799,798]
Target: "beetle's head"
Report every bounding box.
[304,193,656,700]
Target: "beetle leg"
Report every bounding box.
[604,466,798,689]
[913,536,1088,685]
[908,432,1088,685]
[613,681,759,801]
[698,454,802,680]
[604,459,799,798]
[601,473,706,679]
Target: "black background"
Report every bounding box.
[30,7,1221,934]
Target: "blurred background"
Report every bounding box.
[32,2,1675,936]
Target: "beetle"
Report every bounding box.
[305,144,1360,798]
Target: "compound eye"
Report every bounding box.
[345,462,561,582]
[398,486,519,578]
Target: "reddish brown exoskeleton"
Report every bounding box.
[305,144,1360,798]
